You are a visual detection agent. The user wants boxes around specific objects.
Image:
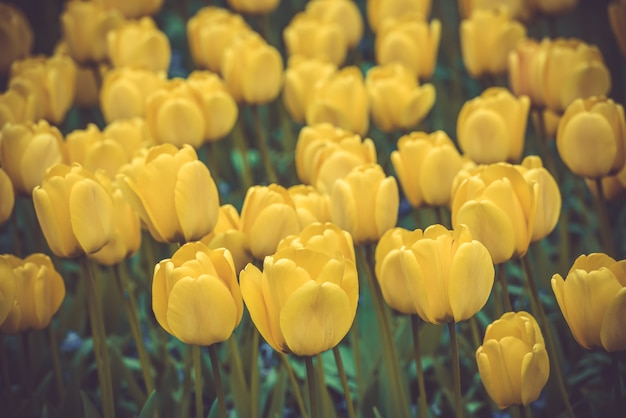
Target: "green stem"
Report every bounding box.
[411,315,429,418]
[510,405,522,418]
[192,345,203,418]
[469,317,482,349]
[81,258,115,418]
[205,141,221,186]
[208,344,227,418]
[280,353,309,418]
[250,328,260,418]
[227,337,250,418]
[333,347,356,418]
[349,320,362,402]
[594,178,616,257]
[1,335,12,416]
[232,114,253,189]
[521,256,575,418]
[252,105,278,184]
[305,356,319,418]
[181,346,193,417]
[48,324,66,401]
[448,323,463,418]
[315,354,331,415]
[612,353,623,417]
[499,264,513,312]
[523,404,533,418]
[112,264,154,396]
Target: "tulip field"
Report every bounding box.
[1,0,625,418]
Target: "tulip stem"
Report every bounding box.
[594,178,616,258]
[333,346,356,418]
[523,404,533,418]
[411,315,429,418]
[280,353,309,418]
[48,324,66,402]
[521,256,575,418]
[81,258,115,418]
[305,356,319,418]
[232,113,253,189]
[205,141,221,186]
[208,344,228,418]
[192,345,203,418]
[112,263,154,396]
[448,322,464,418]
[227,337,250,418]
[350,320,363,402]
[252,105,278,184]
[250,328,260,418]
[498,264,513,312]
[612,353,623,417]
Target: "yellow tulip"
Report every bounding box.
[94,0,164,18]
[107,17,171,72]
[240,184,302,259]
[306,0,364,48]
[585,162,626,201]
[552,253,626,352]
[153,242,243,346]
[288,184,331,227]
[226,0,280,14]
[239,244,358,356]
[0,256,17,326]
[459,0,533,22]
[0,253,65,334]
[0,3,33,76]
[0,87,39,127]
[330,163,398,245]
[375,15,440,80]
[609,0,626,57]
[460,8,526,78]
[375,224,494,322]
[33,163,114,258]
[103,117,155,158]
[451,163,537,264]
[391,131,467,208]
[277,222,356,265]
[0,168,14,225]
[556,96,626,179]
[476,311,550,408]
[367,0,432,32]
[306,66,370,136]
[117,144,220,244]
[457,87,530,164]
[295,123,377,193]
[284,12,348,66]
[366,63,436,132]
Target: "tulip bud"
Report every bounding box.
[552,253,626,352]
[288,184,331,227]
[0,254,66,334]
[284,12,348,66]
[306,0,364,49]
[366,63,435,132]
[240,243,358,356]
[0,169,14,225]
[94,0,164,18]
[226,0,280,15]
[556,96,626,179]
[457,87,530,164]
[476,311,550,408]
[367,0,432,32]
[0,88,39,127]
[103,117,155,157]
[0,3,34,76]
[330,163,399,245]
[277,222,356,265]
[0,120,67,196]
[33,163,115,258]
[107,17,171,72]
[376,224,494,321]
[153,243,243,345]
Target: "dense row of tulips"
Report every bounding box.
[0,0,625,418]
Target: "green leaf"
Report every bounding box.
[80,391,102,418]
[138,390,158,418]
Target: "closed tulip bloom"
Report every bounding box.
[226,0,280,14]
[153,242,243,345]
[552,253,626,352]
[460,8,526,78]
[200,204,253,274]
[366,63,436,132]
[375,15,441,80]
[585,162,626,201]
[100,67,166,123]
[367,0,432,32]
[391,131,466,208]
[556,97,626,179]
[240,245,358,356]
[107,17,170,72]
[103,117,155,157]
[476,311,550,409]
[0,3,33,74]
[516,156,561,242]
[61,0,125,64]
[118,144,219,243]
[306,0,364,48]
[221,34,283,104]
[0,257,17,325]
[288,184,331,227]
[94,0,164,18]
[457,87,530,164]
[0,120,67,195]
[609,0,626,56]
[331,163,399,244]
[451,163,536,264]
[187,7,252,73]
[0,88,39,127]
[33,163,114,258]
[240,184,302,259]
[284,12,348,66]
[0,169,14,225]
[0,254,65,334]
[306,66,369,136]
[375,224,494,321]
[277,222,355,265]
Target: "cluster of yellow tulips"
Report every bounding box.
[0,0,625,418]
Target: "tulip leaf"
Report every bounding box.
[265,364,287,418]
[138,390,158,418]
[80,391,102,418]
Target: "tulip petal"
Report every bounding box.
[280,281,353,356]
[152,261,173,334]
[520,344,550,405]
[600,287,626,352]
[249,204,301,259]
[157,98,205,148]
[69,178,113,255]
[0,258,17,325]
[175,161,219,242]
[375,177,399,239]
[459,108,509,164]
[477,339,518,409]
[378,249,421,315]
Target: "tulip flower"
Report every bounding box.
[0,168,14,225]
[609,0,626,57]
[0,256,17,326]
[476,311,550,408]
[117,144,220,244]
[283,12,348,66]
[0,253,66,334]
[103,117,155,157]
[556,96,626,179]
[277,222,356,265]
[153,242,243,346]
[226,0,280,15]
[107,17,171,72]
[0,3,34,76]
[552,253,626,352]
[306,0,364,49]
[330,163,399,245]
[0,88,39,127]
[367,0,432,32]
[288,184,331,227]
[94,0,164,18]
[375,224,494,322]
[459,0,533,21]
[240,243,358,356]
